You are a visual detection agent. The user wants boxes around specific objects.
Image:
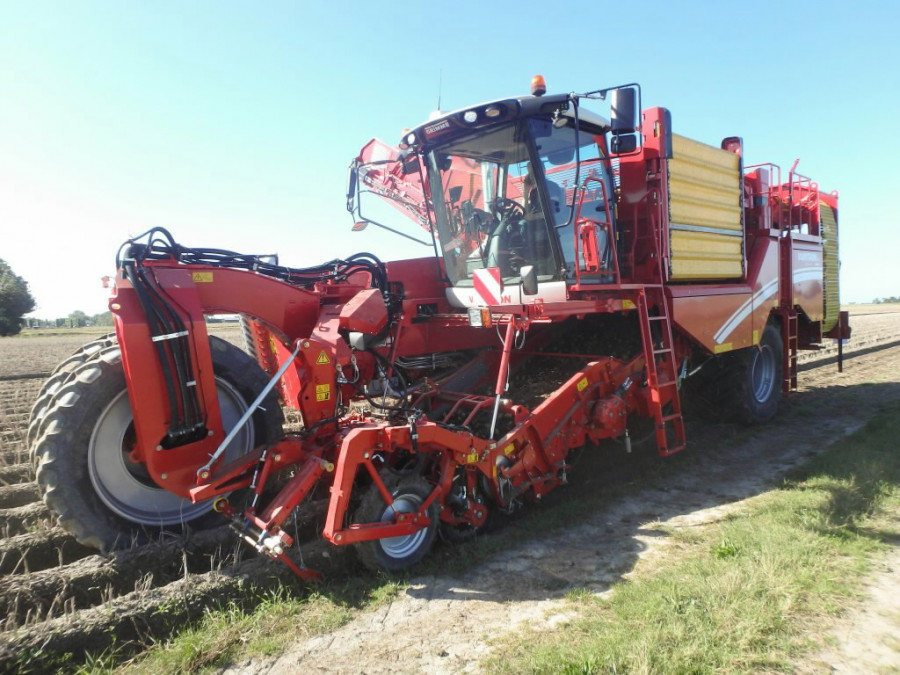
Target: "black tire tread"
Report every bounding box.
[354,476,438,572]
[686,322,783,425]
[27,334,117,448]
[32,336,282,553]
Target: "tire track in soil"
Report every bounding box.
[0,317,897,671]
[0,502,49,537]
[0,463,34,485]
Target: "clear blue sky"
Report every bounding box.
[1,0,897,317]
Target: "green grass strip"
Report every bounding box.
[486,407,900,674]
[71,578,405,675]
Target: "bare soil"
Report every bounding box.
[799,547,900,673]
[0,315,898,672]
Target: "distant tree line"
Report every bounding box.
[24,310,114,329]
[24,311,236,329]
[873,296,900,304]
[0,259,36,336]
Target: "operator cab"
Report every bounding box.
[349,80,641,308]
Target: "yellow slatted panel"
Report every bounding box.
[821,204,840,332]
[668,134,744,280]
[670,230,744,279]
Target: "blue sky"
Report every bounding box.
[1,0,897,317]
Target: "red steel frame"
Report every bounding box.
[109,250,667,572]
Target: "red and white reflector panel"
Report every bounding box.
[473,267,503,305]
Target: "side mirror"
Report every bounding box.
[520,265,538,296]
[401,155,420,175]
[610,86,638,135]
[611,134,638,154]
[346,165,358,212]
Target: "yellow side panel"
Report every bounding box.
[668,134,744,280]
[670,230,744,279]
[821,204,840,332]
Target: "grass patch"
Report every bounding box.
[76,577,406,675]
[485,406,900,674]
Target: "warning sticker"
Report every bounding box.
[316,351,330,365]
[191,272,213,283]
[315,384,331,401]
[576,377,589,392]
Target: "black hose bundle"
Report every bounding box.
[117,227,389,294]
[115,227,392,448]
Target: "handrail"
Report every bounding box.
[572,175,620,285]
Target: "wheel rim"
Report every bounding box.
[88,379,254,526]
[751,343,776,403]
[377,493,429,560]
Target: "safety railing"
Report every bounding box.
[571,175,621,286]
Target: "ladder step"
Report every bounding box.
[659,443,686,457]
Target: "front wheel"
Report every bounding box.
[354,476,438,572]
[31,336,283,552]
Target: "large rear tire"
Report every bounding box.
[683,322,783,425]
[354,476,438,572]
[722,322,783,424]
[27,334,117,448]
[31,336,283,552]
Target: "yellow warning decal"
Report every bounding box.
[576,377,589,392]
[466,452,479,464]
[622,299,636,310]
[191,272,213,283]
[713,342,732,354]
[752,329,760,345]
[316,351,330,365]
[503,443,515,457]
[315,384,331,401]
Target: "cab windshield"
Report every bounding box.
[426,118,611,285]
[426,121,557,285]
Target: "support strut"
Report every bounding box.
[489,319,517,439]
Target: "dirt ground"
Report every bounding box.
[801,547,900,673]
[1,314,899,672]
[222,339,900,675]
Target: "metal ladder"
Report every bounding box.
[636,286,686,456]
[781,308,798,392]
[778,221,799,394]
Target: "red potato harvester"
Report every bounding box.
[29,77,849,579]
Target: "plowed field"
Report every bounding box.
[1,311,898,672]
